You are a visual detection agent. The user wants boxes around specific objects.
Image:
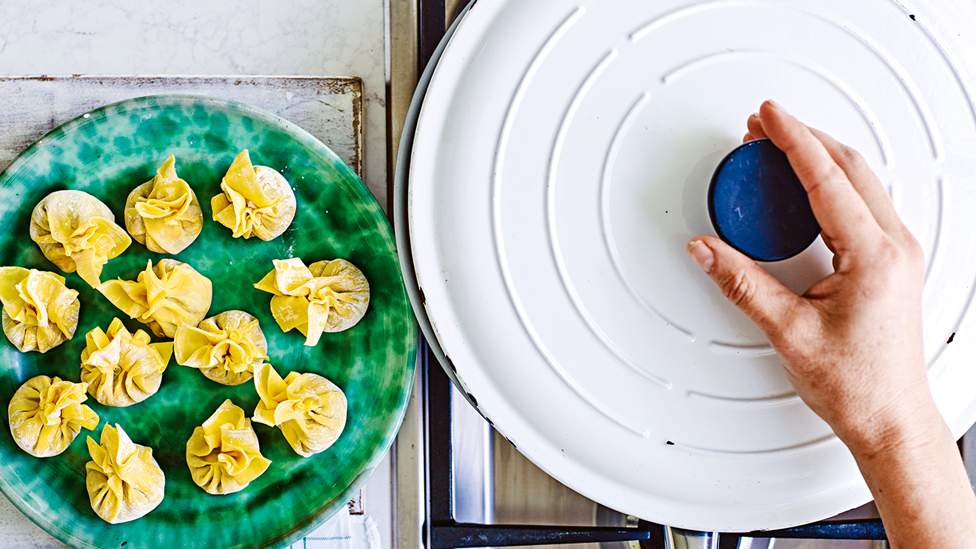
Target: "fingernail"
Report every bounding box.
[750,112,760,119]
[686,240,714,273]
[766,99,783,110]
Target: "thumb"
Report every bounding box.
[686,236,803,334]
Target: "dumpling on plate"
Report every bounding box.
[211,149,296,241]
[174,310,268,386]
[124,154,203,254]
[98,259,212,338]
[253,258,369,346]
[0,267,80,353]
[8,375,99,458]
[80,318,173,407]
[186,399,271,495]
[86,424,165,524]
[252,363,346,457]
[29,190,131,287]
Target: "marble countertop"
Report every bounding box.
[0,2,392,548]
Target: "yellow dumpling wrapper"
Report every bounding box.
[0,267,80,353]
[252,363,347,457]
[97,259,212,338]
[174,310,268,386]
[80,318,173,407]
[29,190,131,287]
[125,154,204,254]
[211,149,296,241]
[8,375,99,458]
[86,424,165,524]
[187,399,271,495]
[253,258,369,346]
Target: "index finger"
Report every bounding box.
[805,127,903,236]
[758,101,884,252]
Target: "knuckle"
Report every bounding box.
[838,145,866,169]
[763,319,791,347]
[903,233,924,265]
[870,234,925,281]
[778,138,800,157]
[776,307,806,340]
[825,163,849,184]
[803,164,846,196]
[899,235,926,282]
[719,269,756,309]
[768,319,812,360]
[874,237,904,267]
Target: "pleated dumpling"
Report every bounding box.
[253,258,369,346]
[125,154,203,254]
[86,424,165,524]
[211,149,296,241]
[80,318,173,406]
[8,375,99,458]
[187,399,271,495]
[29,190,131,287]
[252,363,347,457]
[174,310,268,386]
[97,259,212,338]
[0,267,80,353]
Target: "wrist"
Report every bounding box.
[846,395,976,549]
[839,392,948,462]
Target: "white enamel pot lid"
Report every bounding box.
[408,0,976,531]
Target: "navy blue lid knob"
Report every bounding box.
[707,138,820,262]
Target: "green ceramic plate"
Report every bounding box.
[0,95,416,549]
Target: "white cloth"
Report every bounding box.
[287,507,382,549]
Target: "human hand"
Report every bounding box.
[686,100,976,548]
[685,100,932,454]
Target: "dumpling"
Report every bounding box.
[252,363,346,457]
[8,375,99,458]
[86,424,165,524]
[97,259,212,338]
[174,310,268,386]
[124,154,203,254]
[253,258,369,346]
[211,149,296,241]
[0,267,80,353]
[29,190,131,287]
[186,399,271,495]
[80,318,173,406]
